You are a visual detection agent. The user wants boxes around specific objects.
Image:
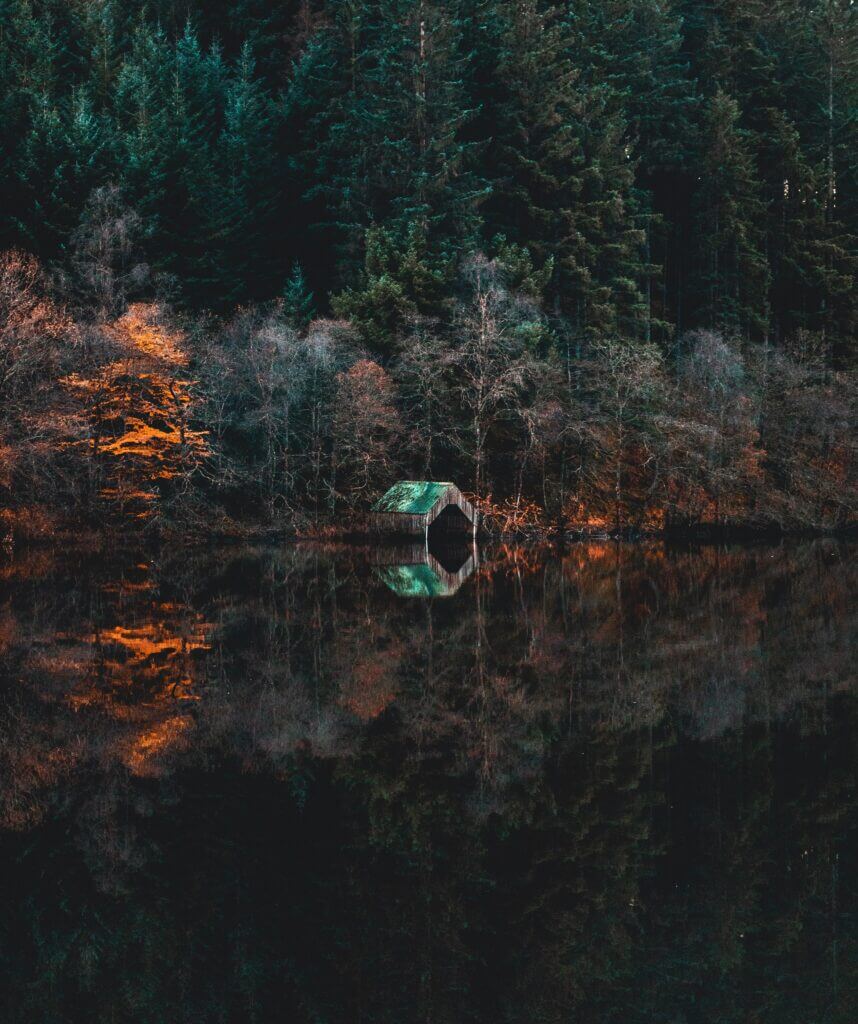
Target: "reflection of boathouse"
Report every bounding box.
[372,543,477,598]
[371,481,476,539]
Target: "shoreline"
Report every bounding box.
[2,515,855,555]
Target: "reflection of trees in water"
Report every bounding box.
[0,541,855,1021]
[0,553,210,834]
[0,540,854,830]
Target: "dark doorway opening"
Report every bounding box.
[428,503,472,540]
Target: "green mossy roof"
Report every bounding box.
[372,481,454,515]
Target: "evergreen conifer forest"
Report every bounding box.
[0,0,856,537]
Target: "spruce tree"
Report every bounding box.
[115,22,227,303]
[810,0,858,364]
[0,0,71,249]
[569,0,696,176]
[679,0,856,358]
[332,222,453,354]
[113,18,171,245]
[293,0,485,303]
[487,0,647,343]
[691,88,769,338]
[16,87,112,258]
[571,0,697,344]
[209,42,280,304]
[163,24,228,302]
[282,262,316,329]
[82,0,128,108]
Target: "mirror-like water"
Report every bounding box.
[0,540,855,1022]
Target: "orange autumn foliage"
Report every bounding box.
[60,303,209,519]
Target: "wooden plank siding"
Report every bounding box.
[370,512,431,536]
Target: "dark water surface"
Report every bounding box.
[0,539,855,1022]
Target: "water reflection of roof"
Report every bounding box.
[376,563,451,598]
[373,545,477,598]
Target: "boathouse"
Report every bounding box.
[371,481,477,538]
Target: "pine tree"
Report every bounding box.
[487,0,647,343]
[681,0,857,357]
[292,0,485,297]
[810,0,858,365]
[691,89,769,338]
[285,8,365,278]
[282,262,316,330]
[82,0,128,108]
[16,87,112,258]
[208,42,280,304]
[332,221,452,355]
[162,24,228,301]
[569,0,696,176]
[115,22,227,303]
[0,1,39,247]
[754,100,853,359]
[571,0,697,344]
[0,0,73,249]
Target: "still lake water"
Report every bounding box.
[0,539,855,1022]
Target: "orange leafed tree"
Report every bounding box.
[332,359,403,508]
[61,303,209,520]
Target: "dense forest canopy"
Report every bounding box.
[0,0,855,536]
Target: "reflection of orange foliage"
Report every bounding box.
[99,566,157,596]
[53,600,211,776]
[0,742,83,831]
[0,603,17,654]
[122,715,193,776]
[479,542,551,579]
[339,641,403,720]
[69,609,210,699]
[0,506,58,541]
[114,618,206,660]
[561,543,616,573]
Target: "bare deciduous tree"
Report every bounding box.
[587,337,664,531]
[65,185,150,321]
[449,255,533,499]
[394,316,452,478]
